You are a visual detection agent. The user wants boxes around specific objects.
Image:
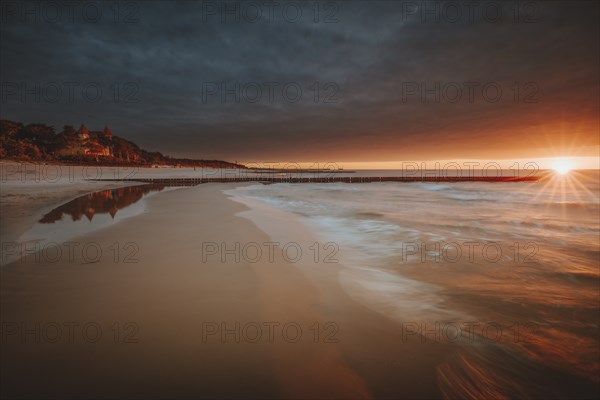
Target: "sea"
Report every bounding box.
[227,169,600,398]
[9,166,599,397]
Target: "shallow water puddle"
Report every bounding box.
[5,185,171,266]
[41,184,166,224]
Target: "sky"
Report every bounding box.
[1,0,599,167]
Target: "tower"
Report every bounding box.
[77,124,90,140]
[103,125,113,140]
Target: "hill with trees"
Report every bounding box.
[0,120,245,168]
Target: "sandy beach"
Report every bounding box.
[2,163,598,399]
[0,164,453,399]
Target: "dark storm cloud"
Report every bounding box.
[1,0,598,162]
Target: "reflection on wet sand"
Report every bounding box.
[1,184,171,267]
[39,184,166,224]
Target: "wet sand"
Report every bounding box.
[1,180,455,399]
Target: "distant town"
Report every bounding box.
[0,119,245,168]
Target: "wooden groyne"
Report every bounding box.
[93,176,540,185]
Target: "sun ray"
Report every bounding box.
[569,171,599,201]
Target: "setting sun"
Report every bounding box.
[553,158,574,175]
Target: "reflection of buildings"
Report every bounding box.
[39,185,164,223]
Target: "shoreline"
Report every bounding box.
[1,179,451,399]
[4,165,596,398]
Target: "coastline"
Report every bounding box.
[223,181,600,398]
[3,163,598,398]
[0,161,239,246]
[0,175,452,399]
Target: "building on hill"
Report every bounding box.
[55,123,112,157]
[86,139,112,157]
[77,124,90,140]
[103,125,113,140]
